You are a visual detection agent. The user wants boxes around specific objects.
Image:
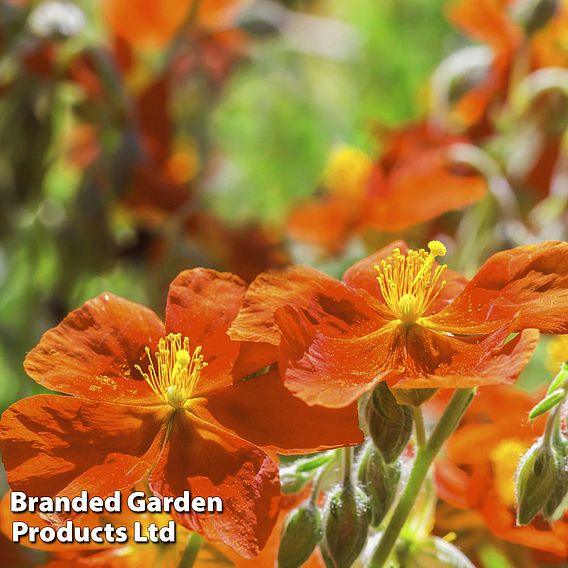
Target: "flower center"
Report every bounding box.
[135,333,207,409]
[375,241,447,325]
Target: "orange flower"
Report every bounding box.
[435,386,568,561]
[230,240,568,408]
[447,0,568,134]
[101,0,244,50]
[446,0,522,132]
[0,269,362,558]
[287,123,487,253]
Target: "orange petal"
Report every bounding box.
[277,306,398,408]
[287,196,356,253]
[0,395,168,511]
[229,265,383,346]
[231,341,278,380]
[362,151,487,233]
[434,460,470,509]
[392,325,539,389]
[24,294,164,404]
[165,269,245,395]
[102,0,194,48]
[429,241,568,334]
[447,0,521,53]
[149,413,280,559]
[200,369,363,454]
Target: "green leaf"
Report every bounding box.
[529,389,566,420]
[296,453,334,473]
[547,365,568,395]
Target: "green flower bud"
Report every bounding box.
[358,445,400,527]
[512,0,559,36]
[278,502,322,568]
[516,441,558,525]
[321,485,370,568]
[396,537,476,567]
[366,383,413,463]
[544,435,568,521]
[392,388,437,407]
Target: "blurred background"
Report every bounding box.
[1,1,568,565]
[0,0,459,407]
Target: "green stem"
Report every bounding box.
[370,388,475,567]
[310,450,339,506]
[543,405,561,447]
[412,406,426,449]
[343,446,353,487]
[179,532,203,567]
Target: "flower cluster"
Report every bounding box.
[1,1,568,567]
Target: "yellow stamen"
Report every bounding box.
[135,333,207,409]
[375,240,447,325]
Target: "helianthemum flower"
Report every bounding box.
[230,240,568,408]
[288,124,487,253]
[0,269,362,558]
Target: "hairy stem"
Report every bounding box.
[343,446,353,487]
[412,406,426,449]
[370,388,475,567]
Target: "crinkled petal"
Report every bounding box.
[277,305,398,408]
[24,294,165,404]
[165,269,246,395]
[149,412,279,559]
[429,241,568,334]
[362,152,487,233]
[392,326,539,389]
[229,266,383,346]
[0,395,168,515]
[199,369,363,454]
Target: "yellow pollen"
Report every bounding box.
[375,240,447,325]
[135,333,207,409]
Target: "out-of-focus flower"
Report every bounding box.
[445,0,523,133]
[101,0,246,52]
[230,240,568,408]
[435,386,568,561]
[288,123,487,253]
[547,334,568,373]
[0,269,362,558]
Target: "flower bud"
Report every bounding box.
[366,383,413,463]
[278,502,322,568]
[516,441,558,525]
[544,435,568,521]
[358,445,400,527]
[321,485,370,568]
[392,387,437,407]
[512,0,559,35]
